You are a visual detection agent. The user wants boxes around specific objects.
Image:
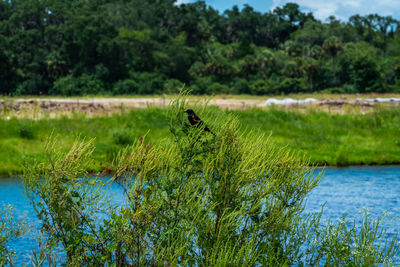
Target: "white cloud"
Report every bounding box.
[175,0,191,4]
[272,0,400,21]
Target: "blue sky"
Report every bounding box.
[176,0,400,21]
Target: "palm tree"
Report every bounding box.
[322,36,343,80]
[256,49,276,78]
[300,57,318,91]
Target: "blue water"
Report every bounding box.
[305,166,400,234]
[1,166,399,264]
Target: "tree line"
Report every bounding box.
[1,0,400,96]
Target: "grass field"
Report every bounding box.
[1,105,399,177]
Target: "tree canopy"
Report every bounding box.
[1,0,400,95]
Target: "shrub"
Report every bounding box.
[13,74,49,95]
[338,42,382,93]
[112,129,133,145]
[320,87,346,94]
[0,205,26,265]
[392,79,400,92]
[17,121,35,139]
[130,72,166,95]
[208,82,230,94]
[112,79,139,95]
[51,74,104,96]
[190,76,214,94]
[22,93,399,265]
[275,77,308,94]
[320,85,357,94]
[232,78,250,94]
[163,79,183,94]
[249,79,275,95]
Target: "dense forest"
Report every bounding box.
[1,0,400,96]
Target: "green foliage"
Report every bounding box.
[1,0,400,95]
[51,74,104,96]
[249,79,276,95]
[23,138,111,264]
[276,77,308,94]
[0,205,26,265]
[163,79,183,94]
[17,120,35,139]
[2,102,8,117]
[1,105,400,176]
[339,42,383,92]
[130,72,166,95]
[232,78,251,94]
[308,211,399,265]
[112,129,134,146]
[190,76,215,94]
[112,79,140,95]
[19,94,399,265]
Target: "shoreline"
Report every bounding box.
[2,163,400,178]
[1,95,400,119]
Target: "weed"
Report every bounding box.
[112,129,133,145]
[17,121,35,139]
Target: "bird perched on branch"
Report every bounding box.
[184,109,215,136]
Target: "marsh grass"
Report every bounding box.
[0,105,399,176]
[235,107,400,166]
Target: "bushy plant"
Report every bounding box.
[338,42,382,93]
[112,79,139,95]
[249,79,275,95]
[51,74,104,96]
[130,72,166,95]
[190,76,214,94]
[112,128,133,145]
[307,211,399,266]
[13,74,49,96]
[163,79,183,94]
[232,78,250,94]
[321,85,357,94]
[21,93,399,265]
[17,121,35,139]
[208,82,230,94]
[275,77,308,94]
[23,139,112,264]
[0,205,26,265]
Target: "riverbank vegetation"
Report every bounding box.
[2,0,400,96]
[0,104,399,176]
[0,95,394,265]
[1,92,400,101]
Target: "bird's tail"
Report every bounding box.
[205,126,215,136]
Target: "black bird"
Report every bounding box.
[184,109,215,135]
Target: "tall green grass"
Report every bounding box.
[1,107,399,176]
[233,108,400,166]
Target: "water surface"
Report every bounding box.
[1,166,399,263]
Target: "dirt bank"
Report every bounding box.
[1,97,399,119]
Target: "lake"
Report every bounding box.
[1,165,399,264]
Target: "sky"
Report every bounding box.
[176,0,400,21]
